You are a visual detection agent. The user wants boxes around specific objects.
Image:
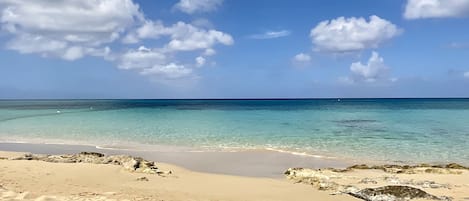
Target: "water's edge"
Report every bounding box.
[0,142,352,178]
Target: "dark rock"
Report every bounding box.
[445,163,467,169]
[79,152,105,157]
[349,164,370,169]
[348,185,451,201]
[337,163,469,174]
[136,177,149,181]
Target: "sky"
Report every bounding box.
[0,0,468,99]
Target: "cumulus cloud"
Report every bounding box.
[0,0,234,82]
[174,0,223,14]
[203,48,216,56]
[122,20,168,43]
[292,53,311,63]
[0,0,142,60]
[140,63,193,79]
[118,46,194,80]
[310,16,402,53]
[166,22,234,51]
[62,46,84,61]
[118,46,166,70]
[404,0,469,19]
[123,21,234,52]
[118,20,232,79]
[249,30,291,39]
[342,51,395,83]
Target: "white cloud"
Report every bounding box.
[6,34,67,54]
[118,46,166,70]
[0,0,142,60]
[292,53,311,62]
[310,16,402,53]
[174,0,223,14]
[195,56,206,67]
[166,22,234,51]
[123,21,234,52]
[117,46,193,79]
[140,63,193,79]
[123,20,169,43]
[249,30,291,39]
[344,51,392,83]
[404,0,469,19]
[0,0,234,82]
[203,48,216,56]
[464,71,469,78]
[62,46,84,61]
[118,20,233,79]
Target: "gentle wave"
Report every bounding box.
[263,147,332,158]
[196,144,336,159]
[0,136,336,159]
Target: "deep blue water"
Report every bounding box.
[0,99,468,164]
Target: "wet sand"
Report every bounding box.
[0,150,358,201]
[0,142,349,178]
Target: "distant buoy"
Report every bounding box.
[337,99,341,102]
[56,110,61,114]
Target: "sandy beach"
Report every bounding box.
[0,146,468,201]
[0,150,358,201]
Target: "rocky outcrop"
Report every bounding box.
[284,167,342,191]
[348,186,451,201]
[284,167,454,201]
[10,152,172,176]
[382,176,450,189]
[330,163,468,174]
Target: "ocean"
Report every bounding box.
[0,99,468,165]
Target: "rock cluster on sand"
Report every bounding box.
[337,164,467,174]
[348,186,451,201]
[284,164,464,201]
[9,152,172,176]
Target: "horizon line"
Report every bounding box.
[1,97,469,101]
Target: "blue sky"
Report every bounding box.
[0,0,468,98]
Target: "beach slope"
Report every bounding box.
[0,151,357,201]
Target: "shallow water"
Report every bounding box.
[0,99,468,165]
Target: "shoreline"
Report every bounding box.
[4,135,465,168]
[1,140,467,177]
[1,149,468,201]
[0,151,360,201]
[0,142,351,178]
[0,135,344,158]
[2,133,467,167]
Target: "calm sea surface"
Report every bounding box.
[0,99,468,164]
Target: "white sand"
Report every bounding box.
[0,151,358,201]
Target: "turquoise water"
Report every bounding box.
[0,99,468,164]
